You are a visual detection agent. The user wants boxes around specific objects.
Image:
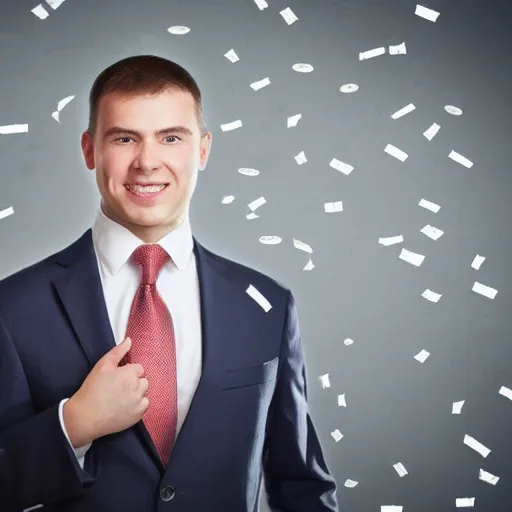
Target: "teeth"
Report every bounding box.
[126,184,166,193]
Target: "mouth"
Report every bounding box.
[124,183,169,200]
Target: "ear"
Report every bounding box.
[81,130,95,170]
[199,132,212,171]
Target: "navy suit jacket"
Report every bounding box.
[0,228,338,511]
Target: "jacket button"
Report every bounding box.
[160,485,176,502]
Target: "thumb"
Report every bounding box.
[107,337,132,365]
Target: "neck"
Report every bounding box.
[101,203,187,243]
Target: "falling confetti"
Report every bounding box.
[292,63,314,73]
[238,168,260,176]
[340,83,359,93]
[259,236,282,245]
[167,26,191,35]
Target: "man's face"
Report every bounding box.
[81,88,212,243]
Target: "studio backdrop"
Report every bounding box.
[1,0,511,511]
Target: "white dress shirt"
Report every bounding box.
[57,205,203,469]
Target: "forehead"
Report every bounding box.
[97,89,197,126]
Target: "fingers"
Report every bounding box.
[138,377,149,394]
[140,397,150,413]
[123,363,144,378]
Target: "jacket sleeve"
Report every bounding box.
[262,290,340,511]
[0,312,97,511]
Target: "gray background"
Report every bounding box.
[1,0,511,510]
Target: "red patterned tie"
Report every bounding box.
[124,244,178,465]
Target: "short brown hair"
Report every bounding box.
[87,54,207,137]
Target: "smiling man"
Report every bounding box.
[0,55,339,511]
[83,84,210,244]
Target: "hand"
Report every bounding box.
[63,337,149,447]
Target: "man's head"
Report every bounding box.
[81,55,212,243]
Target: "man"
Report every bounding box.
[0,55,338,511]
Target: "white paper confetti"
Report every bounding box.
[414,349,430,363]
[452,400,465,414]
[340,83,359,93]
[246,285,272,312]
[464,434,491,458]
[422,289,442,303]
[338,394,347,407]
[344,479,358,488]
[379,235,404,246]
[471,255,485,270]
[280,7,299,25]
[344,338,354,346]
[303,258,315,271]
[224,49,240,63]
[498,385,512,401]
[238,168,259,176]
[329,158,354,175]
[287,113,302,127]
[253,0,268,10]
[472,282,498,299]
[292,63,314,73]
[449,150,473,168]
[399,248,425,267]
[295,151,307,165]
[331,429,344,442]
[445,105,463,116]
[293,238,313,254]
[45,0,66,9]
[420,224,444,241]
[423,123,441,141]
[415,4,440,22]
[167,26,190,35]
[0,124,28,135]
[391,103,416,119]
[389,42,407,55]
[419,198,441,213]
[259,236,282,245]
[393,462,408,477]
[250,77,271,91]
[382,507,402,512]
[221,195,235,204]
[221,120,243,132]
[31,4,50,18]
[0,206,14,220]
[324,201,344,213]
[479,469,500,486]
[319,374,331,388]
[455,497,475,508]
[359,47,385,60]
[248,196,266,211]
[246,212,259,220]
[52,95,75,123]
[384,144,409,162]
[57,95,75,111]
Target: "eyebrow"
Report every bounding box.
[103,126,193,138]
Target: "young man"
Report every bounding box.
[0,55,339,511]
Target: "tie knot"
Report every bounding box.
[131,244,170,285]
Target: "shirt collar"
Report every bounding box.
[91,204,194,277]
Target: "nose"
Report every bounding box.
[134,142,162,173]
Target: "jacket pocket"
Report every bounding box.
[221,357,279,390]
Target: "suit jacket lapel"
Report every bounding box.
[52,228,233,471]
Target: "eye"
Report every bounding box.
[165,135,180,143]
[116,136,132,143]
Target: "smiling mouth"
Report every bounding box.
[125,184,169,194]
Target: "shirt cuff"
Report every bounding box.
[58,398,92,469]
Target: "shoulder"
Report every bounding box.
[196,241,294,310]
[0,231,88,309]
